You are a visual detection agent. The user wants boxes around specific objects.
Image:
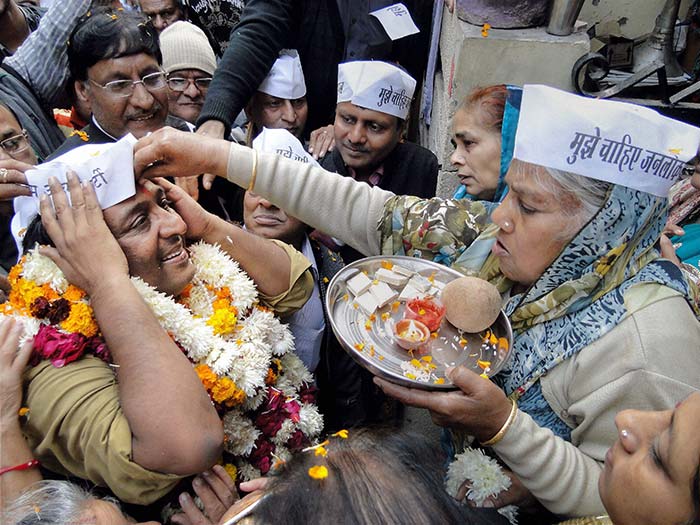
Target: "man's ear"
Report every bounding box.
[74,79,91,104]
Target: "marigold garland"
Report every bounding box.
[4,243,321,479]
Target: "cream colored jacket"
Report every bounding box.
[226,144,700,517]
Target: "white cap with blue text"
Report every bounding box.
[258,49,307,100]
[337,60,416,120]
[12,135,138,248]
[513,85,700,197]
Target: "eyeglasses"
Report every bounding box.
[88,71,168,98]
[167,76,213,92]
[0,130,30,158]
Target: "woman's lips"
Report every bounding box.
[492,238,509,257]
[253,215,284,226]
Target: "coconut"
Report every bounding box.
[441,276,501,333]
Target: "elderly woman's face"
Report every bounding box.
[450,108,501,200]
[598,392,700,525]
[490,167,577,285]
[102,181,194,296]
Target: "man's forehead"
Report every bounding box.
[141,0,178,13]
[0,106,21,136]
[337,102,396,124]
[87,53,160,84]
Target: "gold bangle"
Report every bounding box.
[481,399,518,447]
[247,149,259,192]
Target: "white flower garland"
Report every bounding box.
[15,242,322,476]
[446,447,518,525]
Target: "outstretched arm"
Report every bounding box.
[39,174,223,475]
[134,128,394,256]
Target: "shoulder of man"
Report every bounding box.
[47,123,111,160]
[318,148,347,175]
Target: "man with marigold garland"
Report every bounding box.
[6,133,318,521]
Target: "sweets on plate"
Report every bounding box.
[375,268,409,287]
[369,281,399,308]
[347,272,372,296]
[354,290,379,316]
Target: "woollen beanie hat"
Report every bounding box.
[160,21,217,76]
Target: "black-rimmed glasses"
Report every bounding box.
[88,71,168,98]
[0,130,30,158]
[167,76,213,92]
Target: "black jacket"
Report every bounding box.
[197,0,432,135]
[319,140,438,263]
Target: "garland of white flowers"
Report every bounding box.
[11,242,323,479]
[445,447,518,525]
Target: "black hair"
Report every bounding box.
[22,214,53,254]
[68,7,162,82]
[253,428,507,525]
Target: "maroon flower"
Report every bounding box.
[248,437,275,474]
[286,429,308,451]
[47,298,71,324]
[255,409,285,437]
[87,336,111,363]
[30,297,50,318]
[298,385,317,405]
[33,324,88,367]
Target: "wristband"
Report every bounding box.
[0,459,40,476]
[481,399,518,447]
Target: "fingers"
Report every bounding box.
[194,468,236,520]
[445,365,487,396]
[175,176,199,201]
[203,173,216,191]
[14,340,34,372]
[239,477,269,493]
[211,464,237,497]
[0,160,32,200]
[66,172,87,223]
[659,234,682,267]
[663,223,684,237]
[172,492,208,525]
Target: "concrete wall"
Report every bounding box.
[579,0,692,40]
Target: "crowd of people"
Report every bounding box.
[0,1,699,524]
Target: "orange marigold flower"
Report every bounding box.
[60,302,98,337]
[223,387,246,407]
[15,278,44,309]
[18,407,30,417]
[216,286,232,300]
[8,263,22,285]
[332,429,349,439]
[314,446,328,457]
[195,364,218,390]
[308,465,328,480]
[265,367,278,386]
[211,377,238,404]
[178,283,193,299]
[63,284,86,302]
[212,298,231,311]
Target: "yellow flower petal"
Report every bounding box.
[308,465,328,479]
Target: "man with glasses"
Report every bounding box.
[160,21,216,127]
[50,7,189,159]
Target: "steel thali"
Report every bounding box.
[325,256,513,391]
